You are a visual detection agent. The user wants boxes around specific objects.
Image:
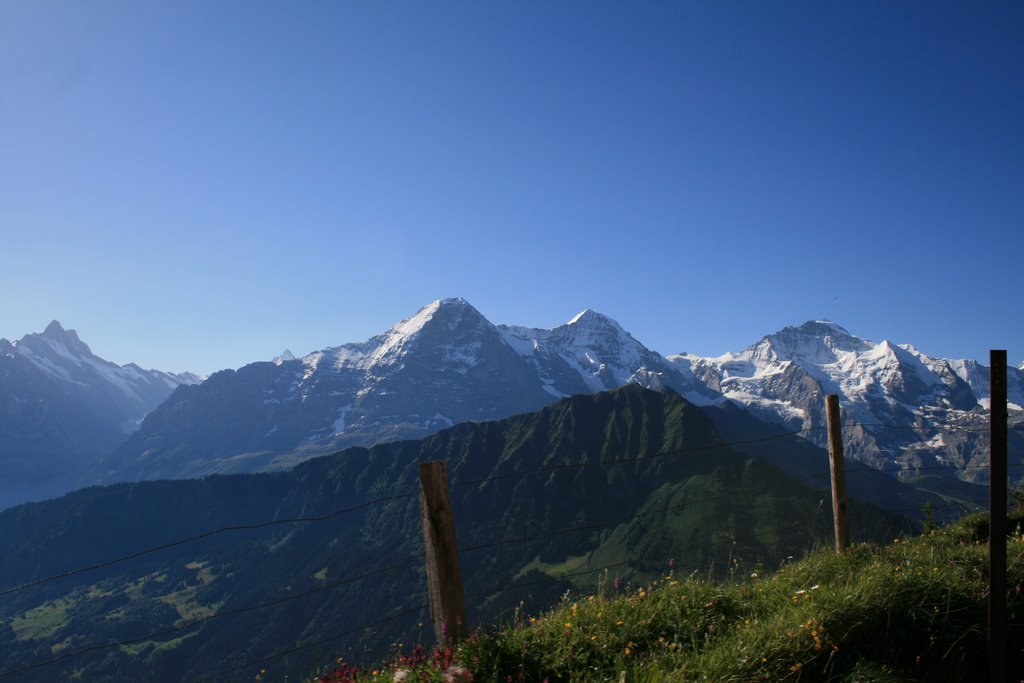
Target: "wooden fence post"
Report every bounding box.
[989,350,1007,683]
[419,460,468,644]
[825,395,850,553]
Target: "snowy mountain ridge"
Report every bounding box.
[279,298,713,407]
[99,299,1020,488]
[9,300,1014,499]
[670,320,1023,480]
[0,321,200,509]
[4,321,201,402]
[98,298,716,483]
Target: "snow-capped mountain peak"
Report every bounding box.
[6,321,198,398]
[564,308,625,331]
[273,349,296,365]
[756,320,871,365]
[498,306,714,402]
[19,320,94,360]
[369,297,492,368]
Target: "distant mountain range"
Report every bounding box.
[93,298,1022,489]
[0,322,200,509]
[3,301,1020,509]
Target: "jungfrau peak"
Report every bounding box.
[670,321,1024,482]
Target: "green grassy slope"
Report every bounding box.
[353,512,1024,683]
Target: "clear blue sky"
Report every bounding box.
[1,1,1021,375]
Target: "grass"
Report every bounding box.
[10,598,72,641]
[316,511,1024,682]
[119,631,198,656]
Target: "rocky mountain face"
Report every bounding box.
[669,321,1024,482]
[0,322,199,509]
[96,298,716,483]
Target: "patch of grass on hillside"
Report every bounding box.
[10,598,72,641]
[119,630,199,656]
[316,512,1023,682]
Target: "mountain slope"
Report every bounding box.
[0,322,199,509]
[96,299,714,483]
[0,386,909,683]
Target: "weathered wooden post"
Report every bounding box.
[989,350,1007,683]
[419,461,468,643]
[825,394,850,553]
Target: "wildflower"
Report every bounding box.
[564,622,572,629]
[614,575,623,591]
[624,647,631,656]
[393,671,409,683]
[750,572,758,579]
[790,663,802,672]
